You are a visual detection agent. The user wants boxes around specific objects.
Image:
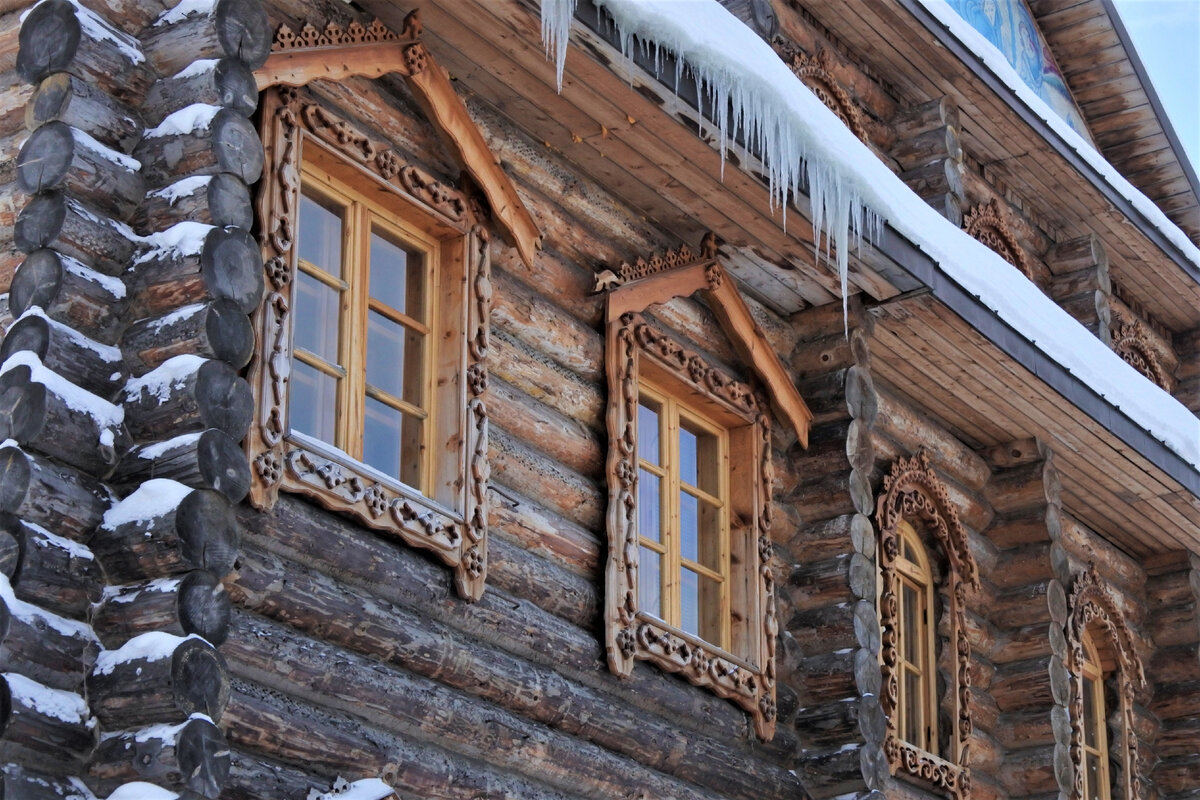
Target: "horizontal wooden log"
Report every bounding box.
[16,120,143,219]
[791,332,855,379]
[874,385,990,490]
[113,429,250,503]
[891,96,960,142]
[0,306,124,400]
[0,574,98,689]
[788,553,853,612]
[1,763,96,800]
[890,124,961,172]
[923,191,964,226]
[88,631,229,728]
[792,648,857,700]
[487,486,599,577]
[3,515,103,619]
[221,747,317,800]
[0,672,95,767]
[0,359,129,477]
[135,106,264,189]
[986,461,1051,515]
[1055,512,1145,595]
[129,224,263,317]
[989,541,1054,591]
[787,513,865,564]
[796,367,852,426]
[92,714,230,798]
[9,249,127,344]
[143,57,258,127]
[0,443,109,540]
[141,0,272,76]
[122,299,254,377]
[489,428,602,532]
[123,356,253,442]
[16,0,153,103]
[991,656,1054,712]
[988,581,1054,630]
[997,742,1058,796]
[898,158,964,203]
[793,695,862,748]
[1049,265,1109,300]
[790,470,860,524]
[14,190,137,275]
[490,332,603,431]
[1045,233,1108,277]
[486,376,602,479]
[794,739,865,797]
[137,173,253,233]
[989,622,1055,665]
[90,482,239,583]
[93,570,231,649]
[786,603,857,654]
[485,531,596,631]
[26,71,142,153]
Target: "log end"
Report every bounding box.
[178,569,232,646]
[206,298,254,369]
[16,1,82,84]
[214,0,272,69]
[197,429,251,503]
[177,489,240,577]
[15,121,74,196]
[14,191,68,254]
[172,636,231,722]
[9,250,65,319]
[196,360,253,440]
[201,226,264,313]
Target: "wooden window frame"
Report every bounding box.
[247,87,491,600]
[893,521,938,754]
[599,245,812,741]
[876,451,980,800]
[1079,630,1112,800]
[1066,564,1146,800]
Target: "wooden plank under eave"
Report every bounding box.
[1073,76,1145,108]
[1034,0,1108,33]
[1078,92,1148,122]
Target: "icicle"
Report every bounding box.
[541,0,577,91]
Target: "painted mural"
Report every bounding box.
[946,0,1092,138]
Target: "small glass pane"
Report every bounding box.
[298,193,343,278]
[1086,754,1101,800]
[638,469,661,543]
[367,310,423,405]
[290,361,337,445]
[681,567,699,637]
[903,668,923,745]
[370,228,424,320]
[363,396,423,486]
[638,403,660,466]
[679,425,698,486]
[294,271,340,363]
[902,535,918,564]
[638,546,661,618]
[681,491,699,562]
[901,581,920,664]
[698,570,722,645]
[1083,676,1098,747]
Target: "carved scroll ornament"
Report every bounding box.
[778,45,867,142]
[963,198,1031,279]
[1066,564,1146,800]
[247,88,490,600]
[1110,311,1169,390]
[875,451,979,799]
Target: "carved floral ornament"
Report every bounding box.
[775,43,868,142]
[963,198,1032,279]
[1110,310,1169,390]
[1066,564,1146,800]
[875,451,979,799]
[597,238,811,739]
[247,87,492,601]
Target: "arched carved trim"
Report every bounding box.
[963,198,1031,279]
[875,450,978,799]
[778,46,868,142]
[1110,311,1169,390]
[1066,564,1146,800]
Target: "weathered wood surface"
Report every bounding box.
[141,0,272,76]
[93,570,231,648]
[9,249,128,344]
[123,357,253,442]
[91,714,230,798]
[114,429,251,503]
[26,71,142,152]
[0,587,98,690]
[0,444,109,541]
[14,190,137,275]
[129,225,264,317]
[135,107,264,189]
[2,515,103,619]
[122,299,254,376]
[0,673,94,768]
[0,308,124,400]
[16,120,144,219]
[137,173,254,233]
[143,57,259,126]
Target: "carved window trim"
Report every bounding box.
[598,241,811,740]
[1066,565,1146,800]
[247,87,491,600]
[875,451,979,799]
[1110,310,1169,390]
[781,46,868,143]
[963,198,1031,279]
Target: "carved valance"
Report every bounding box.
[1110,310,1169,390]
[963,198,1031,279]
[778,44,867,142]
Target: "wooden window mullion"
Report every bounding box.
[664,395,681,630]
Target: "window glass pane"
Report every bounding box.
[901,581,921,664]
[638,546,661,618]
[638,469,661,544]
[370,227,424,320]
[698,570,722,645]
[367,310,424,406]
[1086,754,1101,800]
[362,395,403,479]
[290,361,337,444]
[902,535,918,564]
[681,567,699,637]
[681,491,698,562]
[698,497,722,572]
[1083,675,1099,747]
[298,193,343,278]
[903,668,924,745]
[679,425,698,486]
[294,271,340,363]
[638,402,660,466]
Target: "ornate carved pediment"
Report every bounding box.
[963,198,1031,279]
[1110,310,1169,389]
[777,45,867,142]
[256,10,541,267]
[875,450,977,799]
[1066,564,1146,800]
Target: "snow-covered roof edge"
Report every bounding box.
[540,0,1200,473]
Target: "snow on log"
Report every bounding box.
[90,480,238,583]
[143,58,258,127]
[0,353,129,478]
[15,191,139,276]
[0,672,96,767]
[27,72,143,153]
[142,0,271,76]
[92,714,230,799]
[16,0,153,104]
[134,105,263,189]
[1,763,96,800]
[2,516,103,620]
[0,306,125,401]
[87,631,230,728]
[137,174,253,233]
[310,778,399,800]
[16,121,144,220]
[10,250,128,345]
[93,571,231,648]
[129,222,263,317]
[0,443,111,541]
[122,299,253,377]
[122,356,252,442]
[113,429,250,503]
[0,574,98,690]
[106,782,178,800]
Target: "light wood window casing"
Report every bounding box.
[1079,630,1111,800]
[598,247,812,741]
[248,89,491,600]
[894,521,938,755]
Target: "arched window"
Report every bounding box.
[1079,629,1111,800]
[875,451,979,799]
[894,521,937,753]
